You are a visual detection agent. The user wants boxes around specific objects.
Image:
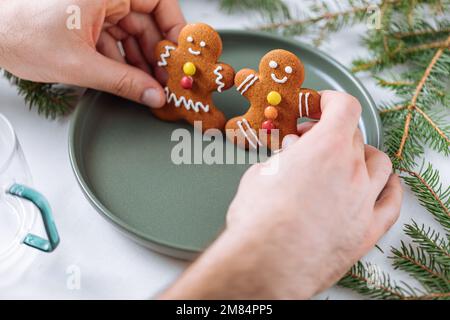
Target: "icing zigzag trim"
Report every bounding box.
[214,66,225,93]
[165,87,210,113]
[158,46,176,67]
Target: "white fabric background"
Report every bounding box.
[0,0,448,299]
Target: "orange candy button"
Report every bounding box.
[264,106,278,120]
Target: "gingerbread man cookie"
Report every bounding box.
[226,49,322,150]
[153,23,235,131]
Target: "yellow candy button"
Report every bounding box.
[267,91,282,106]
[183,62,196,76]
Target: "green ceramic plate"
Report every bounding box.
[69,30,381,260]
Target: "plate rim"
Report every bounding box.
[68,29,382,259]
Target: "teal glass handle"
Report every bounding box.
[7,184,60,252]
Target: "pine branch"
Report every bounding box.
[352,17,450,73]
[413,292,450,299]
[404,221,450,266]
[411,40,449,107]
[378,79,416,88]
[383,112,424,169]
[379,54,450,163]
[339,260,450,299]
[391,242,450,293]
[393,27,450,39]
[380,105,408,113]
[352,35,450,70]
[2,70,75,119]
[399,164,450,232]
[414,107,450,155]
[220,0,290,20]
[384,37,450,161]
[256,4,371,31]
[338,261,415,300]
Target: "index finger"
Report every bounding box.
[131,0,186,42]
[317,90,362,137]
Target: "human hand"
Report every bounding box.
[161,91,403,299]
[0,0,185,108]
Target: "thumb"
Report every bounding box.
[282,134,300,149]
[77,52,165,108]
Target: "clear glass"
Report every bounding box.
[0,114,37,286]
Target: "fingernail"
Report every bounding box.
[141,88,164,108]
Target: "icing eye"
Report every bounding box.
[285,66,293,74]
[269,60,278,69]
[200,41,206,47]
[187,36,194,43]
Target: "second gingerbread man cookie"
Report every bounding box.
[226,49,322,150]
[154,23,235,131]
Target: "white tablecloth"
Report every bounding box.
[0,0,448,299]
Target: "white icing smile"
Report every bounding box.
[186,36,206,56]
[269,61,293,84]
[271,73,288,84]
[188,48,201,56]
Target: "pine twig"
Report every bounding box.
[351,38,450,72]
[378,80,416,87]
[391,242,450,293]
[339,261,450,300]
[396,35,450,160]
[392,27,450,39]
[405,38,450,53]
[3,70,75,119]
[380,105,408,113]
[404,221,450,266]
[399,167,450,219]
[415,106,450,145]
[256,4,371,30]
[220,0,290,20]
[342,271,406,299]
[399,164,450,236]
[392,245,448,282]
[338,262,412,300]
[412,292,450,299]
[398,110,414,159]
